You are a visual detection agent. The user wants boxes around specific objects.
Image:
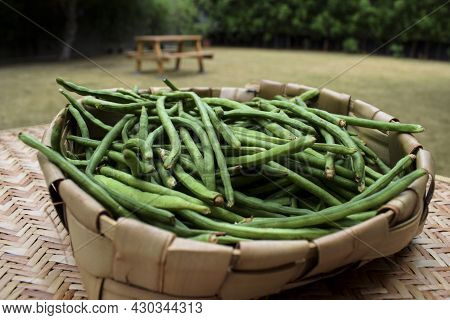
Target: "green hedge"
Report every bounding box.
[196,0,450,59]
[1,0,448,61]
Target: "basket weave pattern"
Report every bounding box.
[33,80,436,299]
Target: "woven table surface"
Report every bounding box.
[0,126,449,300]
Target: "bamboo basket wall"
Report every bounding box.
[38,80,435,299]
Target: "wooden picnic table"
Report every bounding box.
[127,35,213,74]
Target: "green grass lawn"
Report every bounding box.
[1,47,449,175]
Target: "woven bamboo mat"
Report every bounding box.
[0,125,448,300]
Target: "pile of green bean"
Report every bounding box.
[19,78,426,245]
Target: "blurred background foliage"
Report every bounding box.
[0,0,449,63]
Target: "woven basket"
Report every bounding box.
[38,80,435,299]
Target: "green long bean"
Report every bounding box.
[60,89,113,131]
[86,114,133,176]
[95,175,210,214]
[337,115,424,133]
[244,169,426,229]
[56,78,141,103]
[352,154,415,201]
[67,105,93,159]
[269,161,343,207]
[226,136,315,167]
[156,96,181,169]
[19,133,135,219]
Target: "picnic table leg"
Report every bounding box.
[195,39,204,73]
[136,41,144,72]
[175,42,183,71]
[153,41,164,75]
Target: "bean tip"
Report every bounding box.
[226,200,234,208]
[208,234,218,243]
[416,125,425,133]
[357,183,366,193]
[325,169,335,180]
[213,195,225,207]
[240,217,253,224]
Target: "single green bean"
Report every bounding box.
[223,109,316,135]
[204,102,241,148]
[86,114,133,176]
[177,209,333,240]
[337,115,424,133]
[179,127,205,175]
[60,89,113,131]
[173,163,224,206]
[291,151,375,186]
[100,166,204,204]
[229,205,286,218]
[216,235,250,245]
[311,143,357,155]
[67,135,123,151]
[121,116,137,143]
[162,78,179,91]
[269,161,342,206]
[155,159,177,189]
[267,196,291,206]
[67,159,89,167]
[123,148,142,177]
[137,106,149,140]
[116,88,145,101]
[67,105,93,159]
[296,88,320,102]
[319,128,335,179]
[226,136,315,167]
[82,96,156,113]
[156,96,181,169]
[244,169,426,229]
[290,98,346,127]
[144,126,164,161]
[209,207,246,223]
[218,186,313,216]
[274,95,290,102]
[331,211,378,228]
[95,175,210,214]
[98,181,175,225]
[351,136,391,174]
[255,118,298,140]
[56,78,141,103]
[232,131,276,149]
[188,234,218,243]
[50,111,66,153]
[202,97,298,139]
[123,138,151,161]
[352,154,415,201]
[230,126,290,144]
[284,158,359,192]
[19,133,135,219]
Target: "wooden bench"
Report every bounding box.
[127,35,214,74]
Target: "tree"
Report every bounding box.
[59,0,77,60]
